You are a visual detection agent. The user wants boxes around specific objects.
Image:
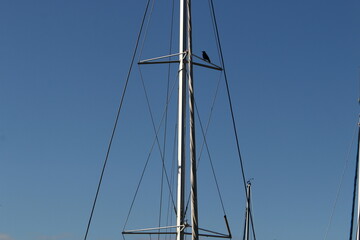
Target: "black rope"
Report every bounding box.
[208,0,256,238]
[323,121,358,240]
[82,1,152,239]
[208,0,248,196]
[349,126,360,240]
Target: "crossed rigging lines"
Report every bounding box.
[83,0,257,240]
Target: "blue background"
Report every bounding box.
[0,1,359,240]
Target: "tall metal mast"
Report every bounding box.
[176,0,188,240]
[177,0,198,240]
[186,0,199,239]
[124,1,227,239]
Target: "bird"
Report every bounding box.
[202,51,211,63]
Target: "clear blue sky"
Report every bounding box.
[1,1,360,240]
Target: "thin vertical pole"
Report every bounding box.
[176,0,187,240]
[243,182,251,240]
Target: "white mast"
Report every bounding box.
[176,0,187,240]
[177,1,199,240]
[123,1,229,240]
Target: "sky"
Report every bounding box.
[0,0,360,240]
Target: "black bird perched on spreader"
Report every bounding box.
[202,51,211,63]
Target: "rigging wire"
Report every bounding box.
[324,70,360,240]
[164,1,176,239]
[208,0,258,237]
[85,0,253,239]
[348,70,360,240]
[82,1,152,239]
[322,122,358,240]
[349,126,360,240]
[134,2,168,232]
[159,158,165,240]
[249,188,257,240]
[122,68,180,231]
[196,72,223,165]
[183,72,223,217]
[250,213,257,240]
[358,67,360,104]
[137,65,177,216]
[165,124,178,239]
[207,0,222,70]
[194,99,227,214]
[208,0,248,197]
[123,0,182,231]
[138,0,157,61]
